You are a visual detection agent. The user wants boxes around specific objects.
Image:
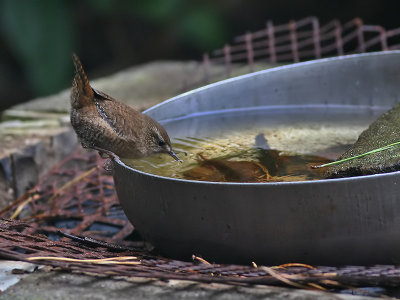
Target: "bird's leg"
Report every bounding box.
[99,152,110,159]
[103,159,113,172]
[91,146,119,171]
[91,146,118,159]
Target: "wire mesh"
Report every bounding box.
[1,148,400,296]
[196,17,400,90]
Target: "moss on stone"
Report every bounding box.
[325,102,400,178]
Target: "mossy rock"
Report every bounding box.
[325,102,400,178]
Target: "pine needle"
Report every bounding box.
[311,141,400,169]
[27,256,140,265]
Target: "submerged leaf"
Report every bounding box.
[183,153,270,182]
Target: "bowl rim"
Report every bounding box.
[144,50,400,119]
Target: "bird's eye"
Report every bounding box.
[158,140,166,146]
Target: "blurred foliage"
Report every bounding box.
[1,0,400,110]
[0,0,229,100]
[1,0,74,96]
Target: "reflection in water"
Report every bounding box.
[124,106,384,182]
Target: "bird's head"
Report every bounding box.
[145,119,182,162]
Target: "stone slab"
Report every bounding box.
[0,128,77,206]
[0,269,372,300]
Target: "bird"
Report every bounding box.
[70,54,181,162]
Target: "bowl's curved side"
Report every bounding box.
[114,159,400,265]
[113,51,400,265]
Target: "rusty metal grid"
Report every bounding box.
[192,17,400,90]
[0,149,136,247]
[2,149,400,295]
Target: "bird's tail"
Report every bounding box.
[71,53,94,108]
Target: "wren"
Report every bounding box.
[70,54,181,162]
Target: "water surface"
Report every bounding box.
[124,105,385,182]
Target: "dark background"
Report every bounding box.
[1,0,399,111]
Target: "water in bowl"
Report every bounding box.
[123,105,385,182]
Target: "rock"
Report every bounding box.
[1,269,368,300]
[0,128,78,205]
[325,102,400,178]
[9,61,274,114]
[0,156,13,206]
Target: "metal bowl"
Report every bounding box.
[113,51,400,265]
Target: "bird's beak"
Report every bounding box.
[169,150,182,162]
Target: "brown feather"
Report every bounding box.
[71,53,94,108]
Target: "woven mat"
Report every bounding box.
[1,148,400,295]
